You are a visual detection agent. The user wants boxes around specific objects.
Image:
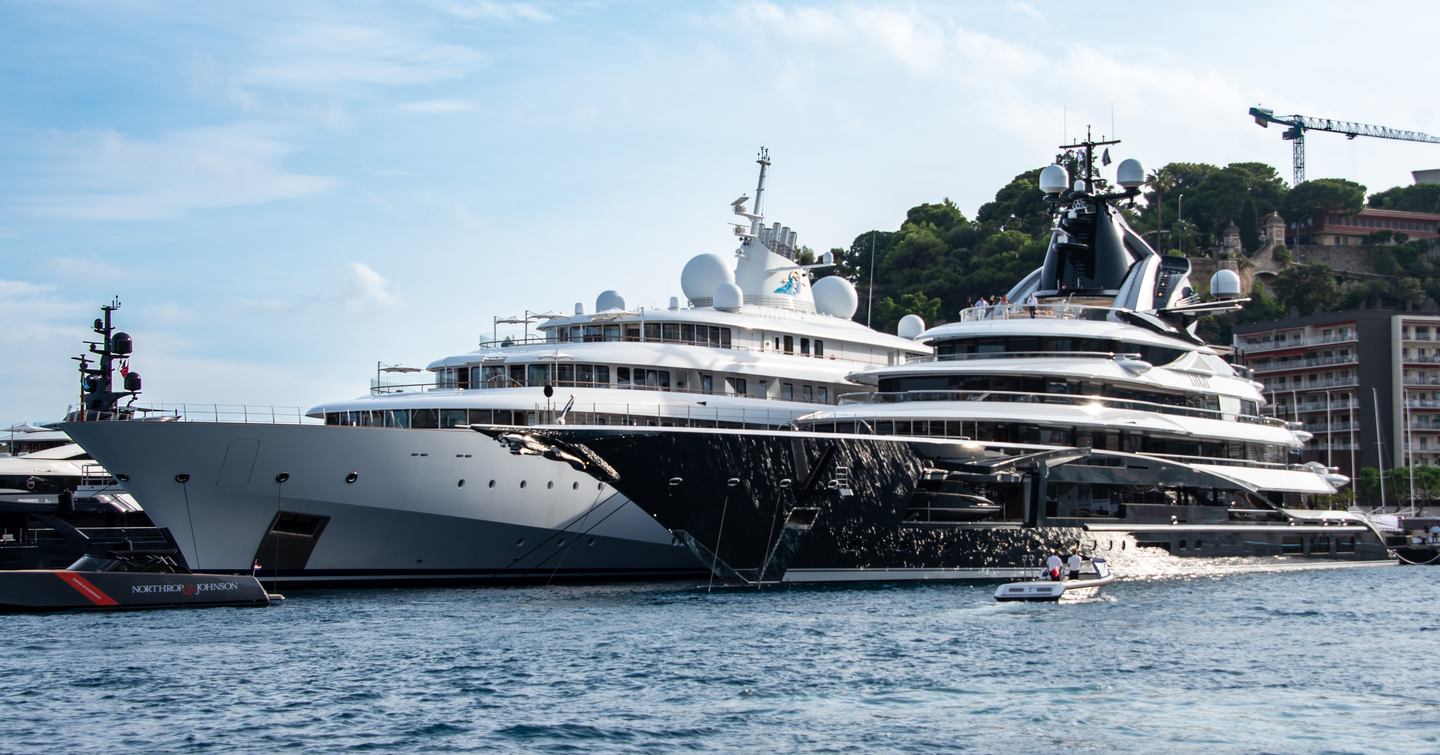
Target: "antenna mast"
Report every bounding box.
[751,147,770,235]
[1059,126,1119,194]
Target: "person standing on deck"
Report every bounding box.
[1066,552,1083,580]
[1045,552,1063,581]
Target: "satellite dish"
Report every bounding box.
[897,314,926,339]
[821,251,834,266]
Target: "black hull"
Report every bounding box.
[526,428,1393,584]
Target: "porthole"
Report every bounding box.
[556,539,565,547]
[458,479,465,488]
[1121,541,1126,551]
[547,481,554,489]
[1178,539,1187,550]
[572,482,579,490]
[345,472,358,484]
[520,480,527,489]
[588,538,596,547]
[488,480,496,488]
[596,482,603,490]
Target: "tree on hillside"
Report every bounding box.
[1270,263,1341,315]
[871,291,942,334]
[976,168,1052,237]
[1284,178,1366,223]
[1369,184,1440,214]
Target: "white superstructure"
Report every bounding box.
[64,152,930,584]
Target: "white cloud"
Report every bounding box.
[1006,1,1043,21]
[344,261,400,311]
[241,24,484,90]
[437,1,553,22]
[21,123,337,221]
[397,98,480,114]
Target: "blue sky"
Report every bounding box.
[2,0,1437,422]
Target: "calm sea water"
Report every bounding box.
[2,562,1437,754]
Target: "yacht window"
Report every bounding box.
[412,409,439,429]
[469,366,483,387]
[662,323,680,342]
[624,324,641,341]
[617,367,631,387]
[509,365,525,386]
[800,338,810,355]
[701,374,713,394]
[468,409,492,425]
[558,364,575,386]
[802,384,813,402]
[604,325,621,342]
[781,383,794,400]
[528,364,551,387]
[388,410,412,428]
[681,324,695,343]
[784,336,794,354]
[556,329,569,343]
[814,339,823,357]
[759,379,769,398]
[726,376,747,396]
[774,337,781,350]
[720,329,732,349]
[577,364,594,385]
[440,410,467,429]
[818,386,828,403]
[644,323,660,341]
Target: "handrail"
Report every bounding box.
[903,350,1131,364]
[370,380,846,404]
[467,334,894,365]
[832,388,1287,427]
[69,404,319,425]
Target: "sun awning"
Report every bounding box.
[1191,463,1337,495]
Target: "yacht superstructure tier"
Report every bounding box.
[64,152,931,585]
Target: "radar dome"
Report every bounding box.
[595,290,626,311]
[812,276,859,318]
[681,253,735,302]
[897,314,926,340]
[1039,164,1069,195]
[1210,269,1242,299]
[1116,158,1145,189]
[713,282,743,311]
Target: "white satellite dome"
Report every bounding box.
[897,314,926,339]
[681,253,735,302]
[1116,158,1145,189]
[812,276,859,318]
[713,282,743,311]
[595,290,626,311]
[1039,164,1069,195]
[1210,269,1241,299]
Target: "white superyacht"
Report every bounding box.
[65,152,930,584]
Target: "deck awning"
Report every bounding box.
[1191,464,1337,495]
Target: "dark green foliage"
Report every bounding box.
[1369,184,1440,214]
[1284,178,1366,221]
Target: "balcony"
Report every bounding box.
[1238,333,1357,353]
[1249,354,1358,373]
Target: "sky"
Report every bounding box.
[2,0,1438,422]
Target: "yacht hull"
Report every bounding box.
[61,421,703,585]
[527,427,1393,584]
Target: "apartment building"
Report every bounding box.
[1233,309,1440,479]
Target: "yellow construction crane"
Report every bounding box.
[1249,106,1440,185]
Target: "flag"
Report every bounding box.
[1101,148,1112,166]
[119,360,129,377]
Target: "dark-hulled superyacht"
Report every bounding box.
[496,139,1392,584]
